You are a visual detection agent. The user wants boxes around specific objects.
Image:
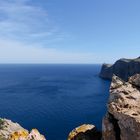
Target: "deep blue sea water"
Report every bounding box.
[0,64,110,140]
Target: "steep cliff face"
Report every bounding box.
[99,57,140,81]
[102,74,140,140]
[0,119,46,140]
[99,64,113,80]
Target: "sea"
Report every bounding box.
[0,64,110,140]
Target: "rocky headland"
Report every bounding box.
[99,57,140,81]
[2,73,140,140]
[68,74,140,140]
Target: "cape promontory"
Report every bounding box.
[99,57,140,81]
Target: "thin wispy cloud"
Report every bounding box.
[0,38,96,63]
[0,0,98,63]
[0,0,55,41]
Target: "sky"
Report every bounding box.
[0,0,140,64]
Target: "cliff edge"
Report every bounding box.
[102,74,140,140]
[99,57,140,81]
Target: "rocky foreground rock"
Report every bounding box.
[0,119,46,140]
[99,57,140,81]
[0,118,100,140]
[102,74,140,140]
[68,124,101,140]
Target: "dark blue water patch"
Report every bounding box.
[0,64,110,140]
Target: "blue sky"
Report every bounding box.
[0,0,140,63]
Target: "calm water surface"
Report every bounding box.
[0,64,110,140]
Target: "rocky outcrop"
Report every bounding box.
[3,74,140,140]
[0,119,101,140]
[0,119,46,140]
[68,124,101,140]
[102,74,140,140]
[99,57,140,81]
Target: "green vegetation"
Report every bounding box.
[0,119,4,129]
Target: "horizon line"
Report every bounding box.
[0,63,104,65]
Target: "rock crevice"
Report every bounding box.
[108,113,121,140]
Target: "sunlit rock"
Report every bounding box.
[68,124,101,140]
[0,119,46,140]
[103,74,140,140]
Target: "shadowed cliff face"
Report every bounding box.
[102,74,140,140]
[99,57,140,81]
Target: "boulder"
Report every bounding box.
[68,124,101,140]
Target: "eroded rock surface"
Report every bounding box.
[102,74,140,140]
[0,119,46,140]
[99,57,140,81]
[68,124,101,140]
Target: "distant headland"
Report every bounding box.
[99,57,140,81]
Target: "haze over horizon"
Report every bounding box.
[0,0,140,64]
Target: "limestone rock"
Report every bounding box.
[128,74,140,87]
[68,124,101,140]
[9,130,29,140]
[102,74,140,140]
[0,119,46,140]
[102,114,116,140]
[27,129,46,140]
[99,57,140,81]
[110,75,124,90]
[0,118,25,140]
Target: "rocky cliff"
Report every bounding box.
[2,74,140,140]
[99,57,140,81]
[102,74,140,140]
